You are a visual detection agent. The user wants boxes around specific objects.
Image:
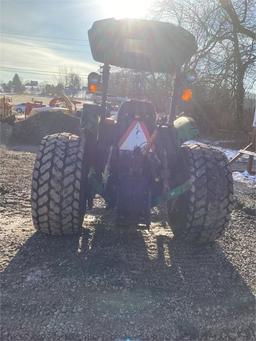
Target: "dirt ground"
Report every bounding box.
[10,95,52,105]
[0,144,255,341]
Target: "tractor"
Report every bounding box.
[0,96,15,124]
[31,18,233,244]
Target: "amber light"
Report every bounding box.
[89,84,98,93]
[181,88,193,102]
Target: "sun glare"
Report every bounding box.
[102,0,153,19]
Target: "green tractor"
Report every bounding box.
[31,18,233,244]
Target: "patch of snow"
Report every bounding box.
[232,171,256,188]
[185,140,239,160]
[185,140,256,187]
[218,147,238,161]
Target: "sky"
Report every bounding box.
[0,0,154,86]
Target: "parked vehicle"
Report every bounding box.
[13,103,26,113]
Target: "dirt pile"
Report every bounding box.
[10,110,80,145]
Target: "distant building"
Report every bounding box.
[25,81,38,87]
[25,83,43,94]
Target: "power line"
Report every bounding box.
[1,66,90,78]
[2,62,94,69]
[1,68,90,78]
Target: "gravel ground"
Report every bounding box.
[0,144,255,341]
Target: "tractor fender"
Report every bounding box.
[173,115,198,144]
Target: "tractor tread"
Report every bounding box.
[167,143,234,244]
[31,133,85,235]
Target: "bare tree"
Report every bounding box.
[220,0,256,39]
[56,67,82,96]
[153,0,256,128]
[219,0,256,126]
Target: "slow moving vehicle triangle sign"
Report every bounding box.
[118,120,151,151]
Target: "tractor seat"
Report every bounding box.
[116,100,156,143]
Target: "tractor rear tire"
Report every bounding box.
[167,143,233,244]
[31,133,86,235]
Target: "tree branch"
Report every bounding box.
[219,0,256,40]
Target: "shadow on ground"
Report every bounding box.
[1,212,255,341]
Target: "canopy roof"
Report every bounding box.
[88,18,197,73]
